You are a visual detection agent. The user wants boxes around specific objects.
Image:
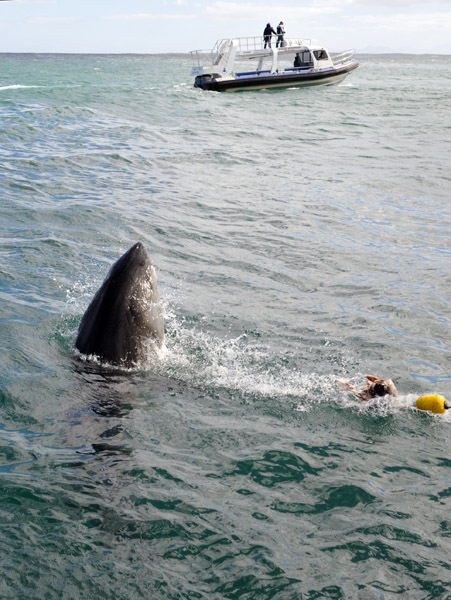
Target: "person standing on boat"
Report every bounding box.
[276,21,285,47]
[263,23,276,49]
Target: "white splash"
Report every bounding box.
[0,84,44,91]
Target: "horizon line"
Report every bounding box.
[1,50,450,57]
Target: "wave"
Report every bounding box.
[0,84,44,91]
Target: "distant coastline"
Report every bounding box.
[0,52,190,59]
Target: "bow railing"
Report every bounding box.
[331,49,356,65]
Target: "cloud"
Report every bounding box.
[13,0,58,4]
[104,13,194,21]
[28,16,81,25]
[204,2,339,19]
[351,11,451,31]
[315,0,451,5]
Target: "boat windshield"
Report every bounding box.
[313,50,329,60]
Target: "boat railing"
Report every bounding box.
[235,36,310,54]
[191,36,312,66]
[331,49,356,65]
[190,48,216,68]
[190,38,241,67]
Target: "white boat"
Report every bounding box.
[190,36,358,92]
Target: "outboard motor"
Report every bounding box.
[194,74,215,90]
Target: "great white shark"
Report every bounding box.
[75,242,164,368]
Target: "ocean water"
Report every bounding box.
[1,52,450,599]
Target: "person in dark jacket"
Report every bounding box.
[276,21,285,47]
[263,23,276,49]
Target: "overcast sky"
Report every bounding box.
[1,0,450,54]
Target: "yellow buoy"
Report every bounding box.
[416,394,449,415]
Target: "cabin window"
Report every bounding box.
[313,50,328,61]
[294,51,313,67]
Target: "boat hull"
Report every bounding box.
[195,60,359,92]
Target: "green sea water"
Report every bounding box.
[0,53,450,599]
